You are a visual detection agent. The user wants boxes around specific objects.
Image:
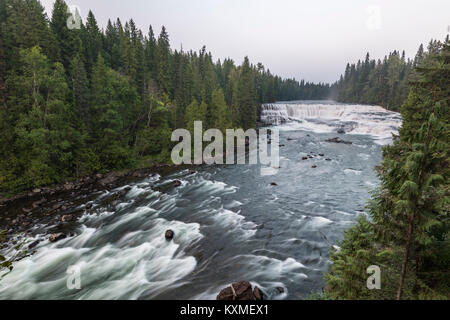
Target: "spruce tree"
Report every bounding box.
[157,26,171,96]
[237,57,256,130]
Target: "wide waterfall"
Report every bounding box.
[260,101,402,145]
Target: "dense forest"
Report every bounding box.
[334,38,448,111]
[0,0,330,195]
[324,39,449,299]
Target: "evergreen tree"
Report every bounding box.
[157,26,171,96]
[211,88,231,133]
[83,10,102,74]
[50,0,77,71]
[237,57,256,130]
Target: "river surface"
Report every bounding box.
[0,101,401,300]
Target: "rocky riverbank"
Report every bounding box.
[0,164,193,243]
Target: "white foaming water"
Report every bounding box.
[0,170,264,299]
[0,212,203,300]
[260,102,402,145]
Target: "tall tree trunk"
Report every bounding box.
[397,215,414,300]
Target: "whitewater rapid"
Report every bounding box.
[260,101,402,145]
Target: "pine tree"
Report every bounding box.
[3,0,54,68]
[157,26,171,96]
[211,88,231,133]
[145,25,158,82]
[50,0,77,71]
[83,10,102,73]
[237,57,256,130]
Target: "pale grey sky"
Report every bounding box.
[41,0,450,83]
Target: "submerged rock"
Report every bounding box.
[172,180,182,188]
[275,287,285,294]
[270,182,278,186]
[326,137,352,145]
[28,240,40,249]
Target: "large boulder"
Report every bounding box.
[165,229,174,240]
[216,281,257,300]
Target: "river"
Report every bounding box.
[0,100,401,300]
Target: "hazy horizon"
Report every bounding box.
[40,0,450,83]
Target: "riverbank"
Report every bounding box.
[0,163,194,239]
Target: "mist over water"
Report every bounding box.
[0,101,401,300]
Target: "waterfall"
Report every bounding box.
[260,101,402,144]
[260,104,290,125]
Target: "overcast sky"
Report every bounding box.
[40,0,449,83]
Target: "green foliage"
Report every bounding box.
[211,88,232,134]
[325,38,450,300]
[335,39,445,111]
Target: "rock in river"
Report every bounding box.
[61,214,75,222]
[217,281,255,300]
[326,137,352,145]
[165,229,174,240]
[49,233,66,243]
[253,286,264,300]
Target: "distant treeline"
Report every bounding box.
[334,37,448,111]
[0,0,328,194]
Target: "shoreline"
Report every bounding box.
[0,163,194,239]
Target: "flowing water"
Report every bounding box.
[0,101,401,300]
